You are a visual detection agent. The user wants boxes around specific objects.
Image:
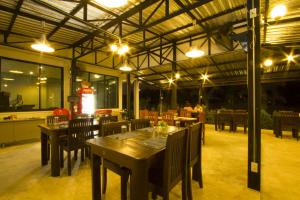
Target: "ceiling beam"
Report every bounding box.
[72,0,161,47]
[6,0,24,40]
[47,2,84,39]
[122,0,212,38]
[0,5,90,35]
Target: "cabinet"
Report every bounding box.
[0,118,45,145]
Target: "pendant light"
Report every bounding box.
[31,21,55,53]
[185,21,205,58]
[119,59,132,72]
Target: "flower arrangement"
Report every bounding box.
[158,120,168,128]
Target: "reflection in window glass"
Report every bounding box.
[0,58,63,112]
[82,72,118,109]
[1,59,39,111]
[40,65,62,109]
[75,71,89,92]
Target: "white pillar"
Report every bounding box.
[133,80,139,119]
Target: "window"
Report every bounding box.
[0,58,63,112]
[76,71,118,109]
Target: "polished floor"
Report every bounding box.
[0,125,299,200]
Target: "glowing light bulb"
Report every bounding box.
[287,55,294,62]
[270,5,287,19]
[175,73,180,79]
[264,59,273,67]
[110,44,118,52]
[95,0,127,8]
[185,47,205,58]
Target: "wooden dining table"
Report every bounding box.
[86,126,185,200]
[39,122,99,177]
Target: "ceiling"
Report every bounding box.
[0,0,300,88]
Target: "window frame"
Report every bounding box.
[0,56,64,112]
[77,70,119,109]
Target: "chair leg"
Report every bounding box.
[47,143,50,161]
[102,167,107,194]
[67,151,71,176]
[60,147,64,168]
[121,174,129,200]
[198,163,203,188]
[74,150,78,160]
[81,148,85,162]
[187,167,192,200]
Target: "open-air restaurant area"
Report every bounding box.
[1,0,300,199]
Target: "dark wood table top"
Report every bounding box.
[87,126,185,160]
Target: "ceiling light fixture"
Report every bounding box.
[263,59,273,67]
[95,0,127,8]
[270,5,287,19]
[31,22,55,53]
[287,55,294,62]
[110,44,118,52]
[2,78,15,81]
[29,71,34,75]
[117,44,129,55]
[168,78,174,84]
[94,74,101,78]
[4,84,8,87]
[185,47,205,58]
[201,74,209,81]
[175,73,180,79]
[119,60,132,72]
[9,70,23,74]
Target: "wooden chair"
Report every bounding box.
[60,118,93,176]
[46,115,68,160]
[198,112,206,145]
[217,109,233,131]
[278,111,300,140]
[180,110,192,117]
[167,109,178,116]
[148,128,188,200]
[148,111,159,126]
[162,112,175,126]
[187,123,203,200]
[131,119,150,131]
[98,115,118,136]
[232,110,248,133]
[101,121,130,200]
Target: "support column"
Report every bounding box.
[133,80,140,119]
[171,43,177,109]
[126,73,132,119]
[247,0,261,191]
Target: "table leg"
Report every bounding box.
[91,153,101,200]
[130,163,148,200]
[50,134,60,177]
[41,131,48,166]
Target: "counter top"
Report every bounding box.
[0,118,45,123]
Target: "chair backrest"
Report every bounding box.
[188,123,202,166]
[68,118,94,147]
[46,115,68,125]
[148,111,158,125]
[98,115,118,135]
[167,109,178,116]
[102,121,129,137]
[131,119,150,131]
[198,112,206,123]
[162,112,175,126]
[163,128,188,190]
[180,110,191,117]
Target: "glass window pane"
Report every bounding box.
[40,65,62,109]
[105,76,118,108]
[1,59,39,111]
[75,71,89,92]
[90,73,105,109]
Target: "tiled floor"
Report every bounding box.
[0,125,299,200]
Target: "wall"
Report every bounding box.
[0,45,124,119]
